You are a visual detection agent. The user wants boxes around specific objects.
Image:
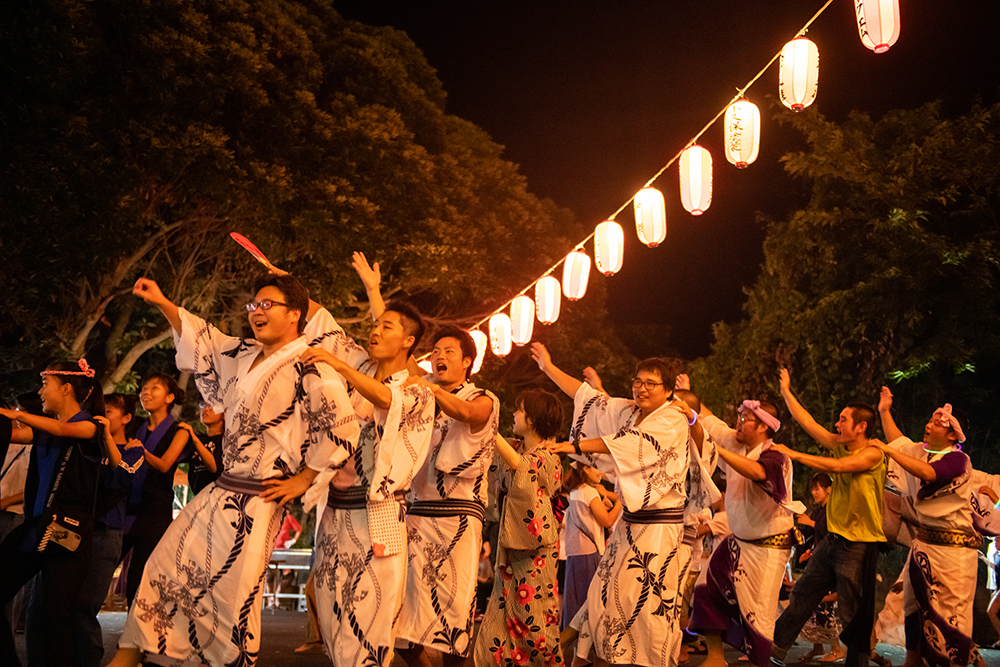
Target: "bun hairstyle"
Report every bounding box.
[143,372,186,411]
[43,360,105,418]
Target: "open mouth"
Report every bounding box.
[435,362,448,374]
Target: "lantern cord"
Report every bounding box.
[416,0,836,361]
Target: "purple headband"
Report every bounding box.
[739,400,781,432]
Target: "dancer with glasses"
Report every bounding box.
[538,343,693,667]
[108,274,359,667]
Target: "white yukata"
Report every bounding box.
[571,383,690,667]
[690,416,805,667]
[119,308,359,667]
[884,437,1000,666]
[303,308,435,667]
[395,380,499,657]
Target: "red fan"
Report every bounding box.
[230,232,276,270]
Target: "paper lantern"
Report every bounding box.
[594,220,624,276]
[679,145,712,216]
[562,250,591,301]
[724,100,760,169]
[509,296,534,346]
[489,314,512,357]
[855,0,900,54]
[469,329,487,374]
[779,37,819,111]
[633,187,666,247]
[535,275,561,324]
[417,359,433,374]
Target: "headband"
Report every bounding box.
[932,403,966,444]
[40,358,96,379]
[738,399,781,432]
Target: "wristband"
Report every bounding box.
[688,411,698,426]
[573,442,582,455]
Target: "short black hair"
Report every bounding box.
[516,389,564,441]
[43,361,105,417]
[674,389,701,414]
[143,372,186,411]
[810,472,833,489]
[846,402,877,439]
[432,326,477,379]
[385,300,425,357]
[252,274,310,335]
[634,358,676,398]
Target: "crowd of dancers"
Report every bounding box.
[0,253,997,667]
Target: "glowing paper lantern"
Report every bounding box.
[779,37,819,111]
[535,275,561,324]
[509,296,534,346]
[724,100,760,169]
[855,0,900,54]
[489,313,512,357]
[633,187,666,247]
[594,220,624,276]
[679,145,712,216]
[469,329,487,374]
[562,250,591,301]
[417,359,433,374]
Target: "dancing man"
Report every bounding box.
[770,369,887,667]
[109,274,359,667]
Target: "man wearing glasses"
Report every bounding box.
[537,343,692,667]
[680,375,805,667]
[111,274,360,667]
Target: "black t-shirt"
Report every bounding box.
[126,417,182,536]
[188,433,222,495]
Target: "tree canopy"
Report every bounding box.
[1,0,637,401]
[691,99,1000,469]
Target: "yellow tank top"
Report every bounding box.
[826,444,887,542]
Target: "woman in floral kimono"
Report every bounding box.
[474,390,564,667]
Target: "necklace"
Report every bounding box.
[922,442,960,455]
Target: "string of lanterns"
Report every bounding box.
[417,0,900,374]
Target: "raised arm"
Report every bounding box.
[495,434,522,470]
[770,442,882,474]
[427,383,493,430]
[133,278,182,334]
[93,416,123,467]
[779,369,837,450]
[0,408,96,441]
[875,440,936,482]
[183,425,218,474]
[878,386,904,443]
[300,347,392,410]
[351,251,385,322]
[530,342,583,398]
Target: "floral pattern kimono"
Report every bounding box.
[474,446,563,666]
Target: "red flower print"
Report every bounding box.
[492,645,504,665]
[502,565,514,581]
[543,649,559,665]
[544,609,560,626]
[511,647,529,665]
[516,583,537,606]
[554,468,561,482]
[507,617,530,639]
[527,517,543,537]
[533,555,546,569]
[537,487,544,499]
[535,637,547,652]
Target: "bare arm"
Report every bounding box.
[878,386,904,443]
[183,425,218,474]
[548,438,611,455]
[0,491,24,511]
[771,442,883,474]
[352,252,385,321]
[716,446,767,482]
[588,494,621,528]
[876,441,936,482]
[93,416,122,468]
[495,434,522,470]
[0,408,96,441]
[300,347,392,410]
[778,369,837,449]
[143,428,191,473]
[530,342,583,398]
[133,278,182,334]
[430,387,492,430]
[260,465,320,506]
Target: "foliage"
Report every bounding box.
[691,101,1000,470]
[0,0,591,399]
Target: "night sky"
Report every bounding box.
[333,0,1000,359]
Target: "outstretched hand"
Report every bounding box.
[582,366,604,393]
[530,342,551,372]
[675,373,691,391]
[133,278,168,305]
[879,386,893,413]
[352,252,381,291]
[778,368,791,394]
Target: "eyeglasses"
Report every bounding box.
[737,412,758,425]
[245,299,288,312]
[631,378,664,391]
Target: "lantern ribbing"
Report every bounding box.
[415,0,836,362]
